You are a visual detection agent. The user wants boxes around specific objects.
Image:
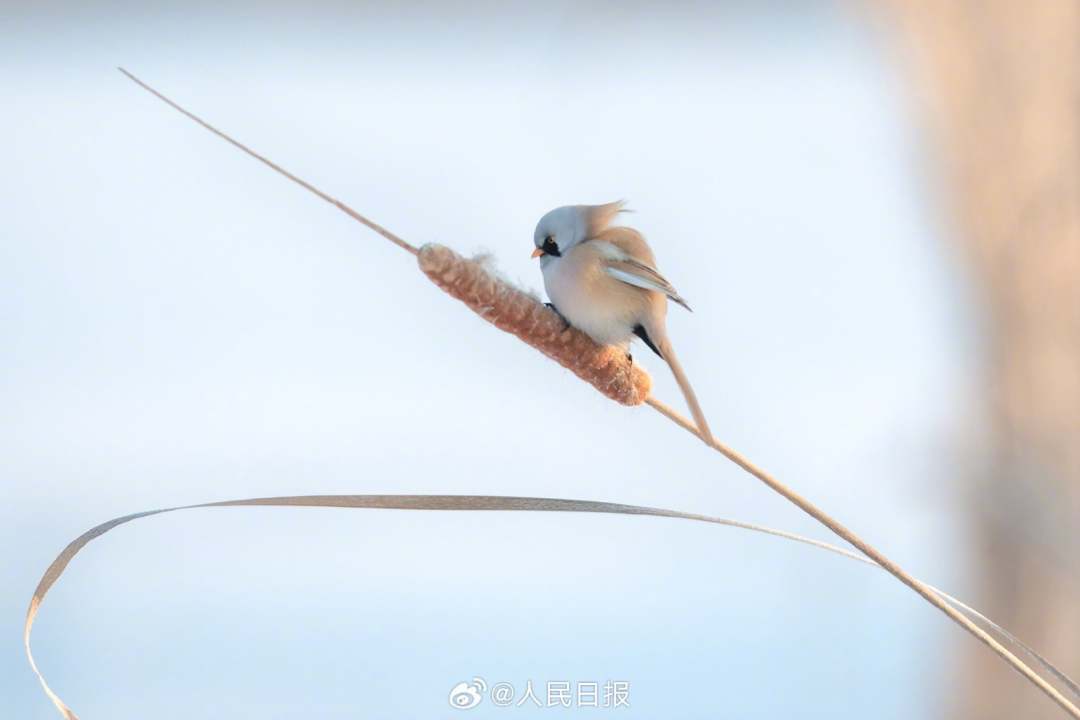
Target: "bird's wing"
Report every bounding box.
[596,243,692,311]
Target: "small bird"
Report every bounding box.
[531,201,713,444]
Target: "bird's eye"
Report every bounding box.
[542,236,561,257]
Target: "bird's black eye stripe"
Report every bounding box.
[542,236,561,257]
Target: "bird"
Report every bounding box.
[531,201,713,444]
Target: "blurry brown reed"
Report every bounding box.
[112,69,1080,718]
[882,3,1080,718]
[418,243,651,406]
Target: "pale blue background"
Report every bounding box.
[3,2,978,717]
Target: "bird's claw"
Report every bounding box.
[545,302,571,330]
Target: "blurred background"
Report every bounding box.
[2,1,1076,718]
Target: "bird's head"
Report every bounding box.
[531,201,626,264]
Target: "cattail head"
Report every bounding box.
[418,243,651,406]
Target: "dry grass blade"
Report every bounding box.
[113,69,1080,718]
[22,493,1079,719]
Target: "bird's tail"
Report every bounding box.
[657,335,714,446]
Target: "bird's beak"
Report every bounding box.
[531,247,545,259]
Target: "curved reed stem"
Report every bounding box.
[115,69,1080,718]
[22,492,1080,719]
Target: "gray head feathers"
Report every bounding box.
[533,200,629,256]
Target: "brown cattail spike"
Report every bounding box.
[418,243,651,406]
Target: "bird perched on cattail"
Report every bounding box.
[531,201,713,444]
